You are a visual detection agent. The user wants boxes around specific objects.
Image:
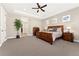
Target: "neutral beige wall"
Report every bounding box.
[6,14,42,39]
[42,7,79,40]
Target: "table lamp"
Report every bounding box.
[66,27,71,33]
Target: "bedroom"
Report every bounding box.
[0,3,79,56]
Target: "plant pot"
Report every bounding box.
[16,35,20,38]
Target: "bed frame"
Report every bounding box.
[36,25,64,45]
[48,25,64,34]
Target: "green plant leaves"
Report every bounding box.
[14,19,23,31]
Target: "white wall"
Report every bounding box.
[21,17,42,35]
[29,18,42,35]
[0,5,7,46]
[6,14,20,39]
[6,14,42,39]
[21,17,29,34]
[0,6,1,46]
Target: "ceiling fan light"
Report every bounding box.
[24,9,26,11]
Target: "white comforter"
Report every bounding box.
[52,31,62,41]
[47,31,62,41]
[42,28,62,41]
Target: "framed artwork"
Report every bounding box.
[62,15,70,22]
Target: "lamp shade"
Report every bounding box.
[66,27,71,30]
[66,27,71,32]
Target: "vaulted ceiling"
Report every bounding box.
[2,3,79,20]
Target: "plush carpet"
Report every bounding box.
[0,36,79,56]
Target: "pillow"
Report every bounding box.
[48,27,57,32]
[52,27,57,32]
[48,28,53,31]
[57,28,62,32]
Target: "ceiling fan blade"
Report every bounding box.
[37,10,39,13]
[32,8,39,9]
[32,3,46,13]
[37,3,40,8]
[41,4,47,8]
[40,8,45,12]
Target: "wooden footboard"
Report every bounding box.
[35,25,63,45]
[36,32,53,45]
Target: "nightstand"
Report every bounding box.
[63,32,74,42]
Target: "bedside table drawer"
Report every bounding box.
[63,32,74,42]
[64,36,73,42]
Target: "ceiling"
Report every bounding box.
[2,3,79,20]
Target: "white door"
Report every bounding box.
[0,7,6,46]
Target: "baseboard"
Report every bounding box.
[7,34,33,39]
[74,40,79,43]
[27,34,33,36]
[7,36,16,39]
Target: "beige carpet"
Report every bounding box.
[0,36,79,56]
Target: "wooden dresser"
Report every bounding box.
[63,32,74,42]
[33,27,40,36]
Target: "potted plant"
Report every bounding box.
[14,19,23,38]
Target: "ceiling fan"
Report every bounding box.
[32,3,47,13]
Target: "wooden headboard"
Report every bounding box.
[48,25,64,33]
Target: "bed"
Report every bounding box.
[36,25,64,45]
